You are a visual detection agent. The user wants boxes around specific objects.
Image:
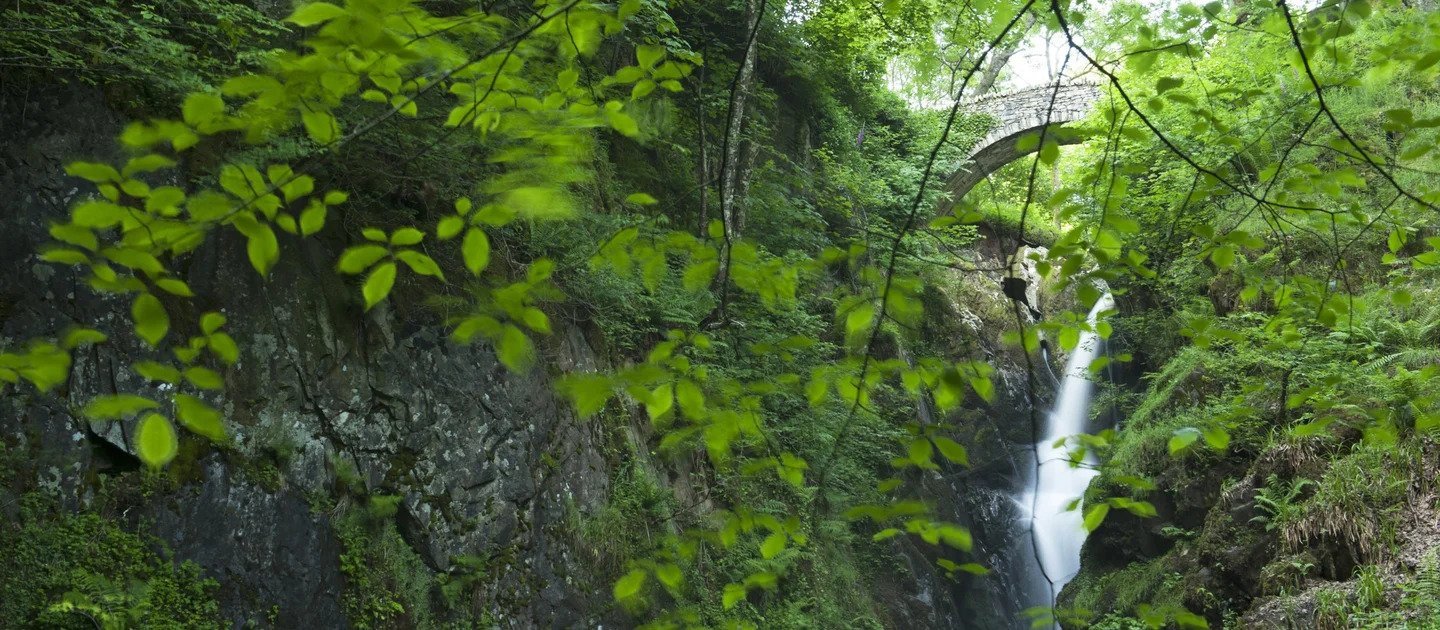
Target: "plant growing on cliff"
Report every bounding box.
[1250,474,1314,532]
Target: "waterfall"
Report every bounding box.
[1019,291,1114,620]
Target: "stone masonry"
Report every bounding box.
[938,82,1103,212]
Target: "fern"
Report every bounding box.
[1250,474,1314,531]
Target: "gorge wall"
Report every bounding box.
[0,41,1061,630]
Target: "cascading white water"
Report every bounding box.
[1021,292,1114,612]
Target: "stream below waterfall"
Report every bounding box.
[1014,292,1115,626]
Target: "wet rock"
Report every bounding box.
[0,83,612,626]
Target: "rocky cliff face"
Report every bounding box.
[0,77,1061,630]
[1,84,615,627]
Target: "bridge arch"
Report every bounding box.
[937,82,1102,212]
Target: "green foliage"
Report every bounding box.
[335,507,435,629]
[0,0,284,103]
[1249,474,1314,533]
[0,495,222,628]
[574,463,677,573]
[8,0,1440,625]
[1316,553,1440,628]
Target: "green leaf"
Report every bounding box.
[184,366,225,390]
[61,328,107,349]
[451,315,499,345]
[625,193,659,205]
[958,563,989,575]
[557,69,580,91]
[1038,139,1060,165]
[1210,244,1235,269]
[288,1,345,26]
[806,375,828,406]
[873,528,901,541]
[208,332,240,365]
[337,245,389,274]
[521,308,550,334]
[66,162,121,183]
[301,110,339,144]
[845,303,875,338]
[132,293,169,347]
[134,361,181,383]
[200,312,227,335]
[1114,474,1156,491]
[632,79,657,100]
[655,564,682,590]
[1155,76,1184,93]
[938,524,972,550]
[122,154,176,177]
[1083,503,1110,532]
[462,227,491,275]
[778,452,807,487]
[1169,427,1201,454]
[175,393,226,441]
[154,278,194,297]
[637,45,665,69]
[1392,289,1413,307]
[103,247,164,274]
[613,569,646,601]
[559,374,613,417]
[278,174,314,204]
[967,373,995,403]
[71,201,129,228]
[299,202,327,236]
[1406,49,1440,73]
[722,583,747,609]
[607,110,640,137]
[908,437,934,468]
[50,224,98,251]
[248,225,280,276]
[934,436,969,466]
[676,379,704,419]
[135,413,179,468]
[182,92,225,128]
[396,251,445,281]
[390,228,425,246]
[682,259,718,291]
[497,325,534,372]
[1202,426,1230,451]
[613,67,645,84]
[233,216,280,276]
[436,216,464,240]
[503,186,573,220]
[760,532,786,559]
[1119,499,1158,518]
[40,249,90,265]
[646,383,674,421]
[84,395,158,420]
[1174,610,1210,630]
[362,262,397,310]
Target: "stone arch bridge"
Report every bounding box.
[938,82,1103,212]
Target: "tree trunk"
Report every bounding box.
[719,0,759,242]
[734,137,760,235]
[973,14,1037,96]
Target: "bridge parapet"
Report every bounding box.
[937,82,1103,212]
[962,82,1103,158]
